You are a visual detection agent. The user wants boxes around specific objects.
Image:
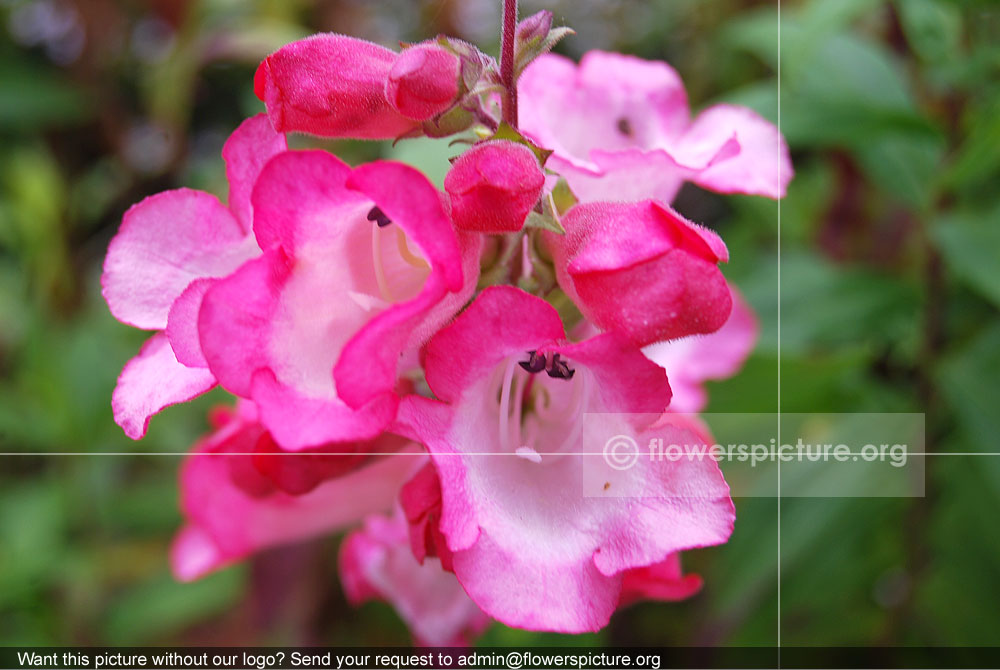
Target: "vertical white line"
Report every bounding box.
[776,0,783,662]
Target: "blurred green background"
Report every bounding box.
[2,0,999,649]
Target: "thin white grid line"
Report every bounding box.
[0,452,993,457]
[777,0,783,659]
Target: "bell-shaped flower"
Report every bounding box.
[546,200,732,347]
[340,510,491,646]
[393,286,734,632]
[444,140,546,233]
[255,34,462,139]
[519,51,792,203]
[170,402,421,581]
[102,114,286,439]
[197,152,479,449]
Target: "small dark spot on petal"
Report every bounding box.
[603,481,611,491]
[616,117,633,136]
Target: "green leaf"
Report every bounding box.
[895,0,963,64]
[938,323,1000,449]
[489,122,553,165]
[931,210,1000,308]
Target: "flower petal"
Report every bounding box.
[679,104,793,199]
[223,113,288,231]
[102,189,257,330]
[112,333,216,440]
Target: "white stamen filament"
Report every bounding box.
[372,223,394,303]
[396,228,431,270]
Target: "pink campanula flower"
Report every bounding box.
[519,51,793,203]
[546,200,732,347]
[102,114,286,439]
[255,34,462,139]
[171,402,422,581]
[393,286,734,632]
[444,140,546,233]
[340,510,492,646]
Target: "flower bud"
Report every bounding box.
[444,140,545,233]
[386,44,462,121]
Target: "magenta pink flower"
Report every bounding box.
[340,511,491,646]
[102,114,286,439]
[547,200,732,347]
[393,286,734,632]
[197,152,480,449]
[255,34,462,139]
[519,51,793,203]
[444,140,546,233]
[171,402,422,581]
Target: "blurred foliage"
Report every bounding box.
[1,0,998,650]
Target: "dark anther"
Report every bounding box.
[518,350,546,373]
[616,117,633,137]
[546,353,575,380]
[367,206,392,228]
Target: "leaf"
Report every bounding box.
[938,322,1000,449]
[895,0,963,64]
[489,122,553,165]
[931,210,1000,308]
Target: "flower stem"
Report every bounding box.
[500,0,519,127]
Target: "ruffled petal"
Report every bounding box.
[112,333,216,439]
[679,104,793,199]
[223,113,288,231]
[102,189,257,330]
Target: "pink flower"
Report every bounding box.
[102,114,286,439]
[546,200,732,347]
[170,402,422,581]
[255,34,461,139]
[519,51,793,203]
[393,286,734,632]
[340,510,491,646]
[643,287,759,413]
[197,152,480,449]
[444,140,546,233]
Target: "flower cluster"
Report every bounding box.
[103,9,788,643]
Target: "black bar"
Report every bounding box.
[4,647,1000,670]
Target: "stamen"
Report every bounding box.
[395,228,430,270]
[519,350,546,373]
[367,206,392,227]
[546,353,575,379]
[497,357,518,455]
[372,222,395,302]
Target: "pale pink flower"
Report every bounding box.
[519,51,792,203]
[394,286,734,632]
